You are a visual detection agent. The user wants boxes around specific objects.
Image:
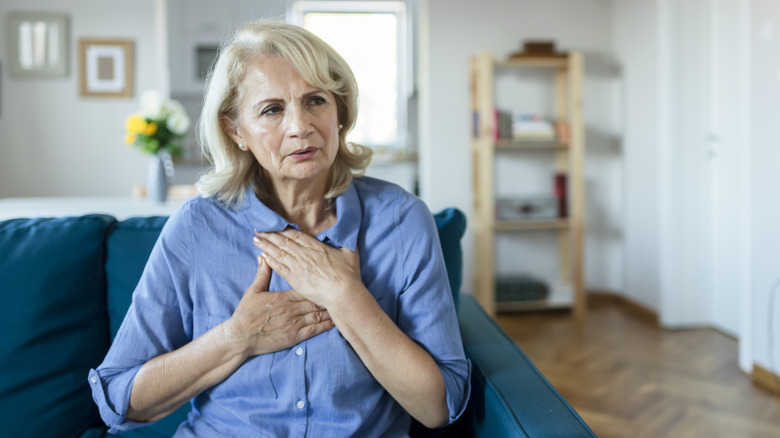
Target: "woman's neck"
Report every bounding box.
[265,180,336,236]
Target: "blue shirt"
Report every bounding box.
[89,177,471,437]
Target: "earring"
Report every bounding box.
[238,143,247,151]
[339,124,344,129]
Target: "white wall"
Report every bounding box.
[419,0,622,295]
[0,0,164,198]
[613,0,662,312]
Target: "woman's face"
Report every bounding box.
[228,56,340,192]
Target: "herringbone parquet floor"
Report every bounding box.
[495,295,780,438]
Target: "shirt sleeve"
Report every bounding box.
[88,205,194,433]
[394,195,472,425]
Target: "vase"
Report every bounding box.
[147,150,174,203]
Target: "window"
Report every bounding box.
[289,1,412,154]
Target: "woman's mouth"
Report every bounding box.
[288,147,319,161]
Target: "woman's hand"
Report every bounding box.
[253,229,362,308]
[128,253,334,424]
[222,255,335,357]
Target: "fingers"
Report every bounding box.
[254,234,293,276]
[250,255,272,292]
[295,318,335,344]
[254,228,323,255]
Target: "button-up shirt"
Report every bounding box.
[89,177,471,437]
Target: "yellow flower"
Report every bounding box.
[125,114,146,134]
[124,134,136,145]
[144,122,158,136]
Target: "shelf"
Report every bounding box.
[494,219,570,231]
[496,297,573,312]
[471,50,585,319]
[494,139,568,150]
[497,57,568,69]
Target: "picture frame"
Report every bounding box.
[78,38,134,98]
[6,12,69,78]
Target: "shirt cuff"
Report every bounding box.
[88,367,148,433]
[442,358,472,425]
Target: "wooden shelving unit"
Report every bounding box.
[470,51,586,319]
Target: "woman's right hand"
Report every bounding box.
[222,255,334,358]
[128,256,331,423]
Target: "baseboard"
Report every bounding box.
[588,291,660,327]
[752,364,780,397]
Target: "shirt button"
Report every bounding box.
[295,347,303,356]
[296,400,305,409]
[90,376,98,384]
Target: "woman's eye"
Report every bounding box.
[310,96,327,105]
[261,105,282,116]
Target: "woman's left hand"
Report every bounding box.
[257,228,449,428]
[253,229,361,308]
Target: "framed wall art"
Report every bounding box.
[78,38,134,98]
[6,12,69,77]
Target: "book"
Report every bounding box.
[554,173,568,218]
[512,113,555,140]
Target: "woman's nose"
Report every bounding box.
[284,105,312,138]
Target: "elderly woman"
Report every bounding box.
[89,21,470,437]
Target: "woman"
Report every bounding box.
[89,21,470,437]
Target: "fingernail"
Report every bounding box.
[257,255,263,265]
[253,236,262,245]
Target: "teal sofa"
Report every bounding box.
[0,210,595,437]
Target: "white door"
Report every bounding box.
[659,0,749,343]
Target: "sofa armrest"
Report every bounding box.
[457,295,596,438]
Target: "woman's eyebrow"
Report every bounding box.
[252,89,326,109]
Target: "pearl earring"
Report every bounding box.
[238,143,246,151]
[339,124,344,129]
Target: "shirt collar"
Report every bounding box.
[238,182,361,251]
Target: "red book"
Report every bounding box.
[492,109,500,141]
[555,173,567,218]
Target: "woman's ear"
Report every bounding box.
[220,115,243,146]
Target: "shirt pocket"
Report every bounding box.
[202,315,278,401]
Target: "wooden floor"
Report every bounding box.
[495,295,780,438]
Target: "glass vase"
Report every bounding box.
[146,150,174,203]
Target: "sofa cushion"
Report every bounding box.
[0,215,115,438]
[105,216,190,437]
[105,216,170,341]
[433,208,467,310]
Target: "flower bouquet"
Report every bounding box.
[125,91,191,202]
[124,90,190,156]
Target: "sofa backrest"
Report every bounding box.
[0,215,116,438]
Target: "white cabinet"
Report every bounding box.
[167,0,286,96]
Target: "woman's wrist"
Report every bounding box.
[217,318,255,360]
[321,280,370,316]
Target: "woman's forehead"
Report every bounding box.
[241,58,321,96]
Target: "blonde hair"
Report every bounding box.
[196,20,372,207]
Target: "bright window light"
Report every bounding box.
[290,1,409,152]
